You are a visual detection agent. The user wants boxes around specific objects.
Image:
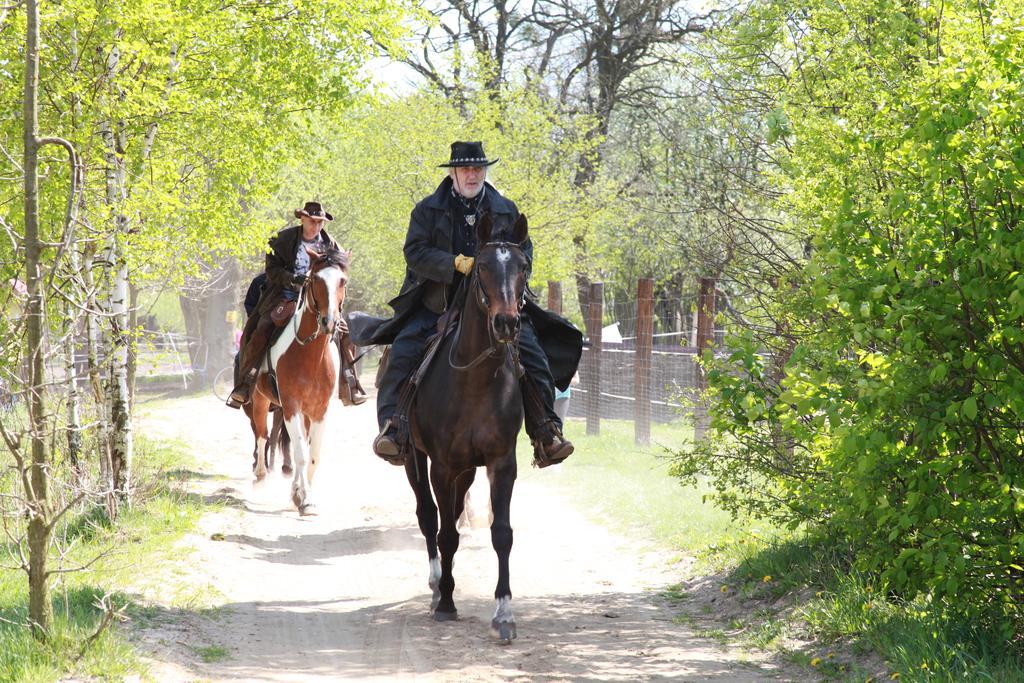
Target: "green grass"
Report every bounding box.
[193,644,229,663]
[527,418,1024,680]
[717,535,1024,682]
[518,417,762,557]
[0,437,208,683]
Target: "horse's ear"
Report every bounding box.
[476,212,494,245]
[344,248,353,262]
[511,213,528,245]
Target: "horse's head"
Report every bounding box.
[472,212,529,344]
[304,246,352,336]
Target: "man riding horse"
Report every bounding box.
[227,201,366,409]
[352,141,580,468]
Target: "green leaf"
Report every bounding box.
[962,396,978,420]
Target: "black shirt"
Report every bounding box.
[450,186,485,258]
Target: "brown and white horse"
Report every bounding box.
[247,247,350,515]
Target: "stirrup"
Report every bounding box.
[226,384,250,409]
[226,369,256,409]
[532,434,574,468]
[339,369,367,406]
[372,422,406,466]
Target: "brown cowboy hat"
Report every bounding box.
[294,201,333,221]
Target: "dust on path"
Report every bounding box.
[132,391,798,682]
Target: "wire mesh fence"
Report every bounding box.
[538,277,723,439]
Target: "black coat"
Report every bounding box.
[349,177,583,391]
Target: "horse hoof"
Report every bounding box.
[433,609,457,622]
[281,465,293,475]
[298,503,318,516]
[490,619,517,644]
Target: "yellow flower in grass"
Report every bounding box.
[810,657,822,667]
[720,585,729,593]
[921,662,929,670]
[890,673,900,680]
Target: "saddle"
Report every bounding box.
[260,295,360,405]
[270,299,297,327]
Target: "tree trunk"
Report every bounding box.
[23,0,53,640]
[105,238,132,503]
[202,262,239,384]
[179,293,206,383]
[178,261,240,387]
[127,283,139,410]
[63,297,82,475]
[81,241,114,500]
[99,36,132,506]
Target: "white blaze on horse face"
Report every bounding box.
[496,247,514,304]
[316,267,347,331]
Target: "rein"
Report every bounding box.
[292,279,323,346]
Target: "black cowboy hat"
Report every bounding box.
[438,141,499,168]
[294,201,333,221]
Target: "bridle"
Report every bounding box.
[292,267,344,346]
[448,240,527,373]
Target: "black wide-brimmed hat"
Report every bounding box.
[438,141,499,168]
[294,201,333,221]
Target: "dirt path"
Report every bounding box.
[133,391,794,682]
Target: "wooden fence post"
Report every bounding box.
[585,282,603,436]
[694,277,716,441]
[546,280,562,315]
[635,277,653,445]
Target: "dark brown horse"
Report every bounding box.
[247,246,350,514]
[407,212,529,643]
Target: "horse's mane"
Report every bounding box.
[314,246,350,271]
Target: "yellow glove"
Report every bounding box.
[454,254,475,275]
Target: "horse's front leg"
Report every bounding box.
[283,408,316,515]
[432,465,475,621]
[307,416,326,485]
[488,454,517,643]
[406,449,441,612]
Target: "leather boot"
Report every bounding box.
[336,333,367,406]
[227,316,273,408]
[372,419,406,466]
[226,370,255,408]
[532,428,574,468]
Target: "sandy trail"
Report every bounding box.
[133,391,792,681]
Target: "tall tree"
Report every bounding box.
[396,0,721,314]
[17,0,81,639]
